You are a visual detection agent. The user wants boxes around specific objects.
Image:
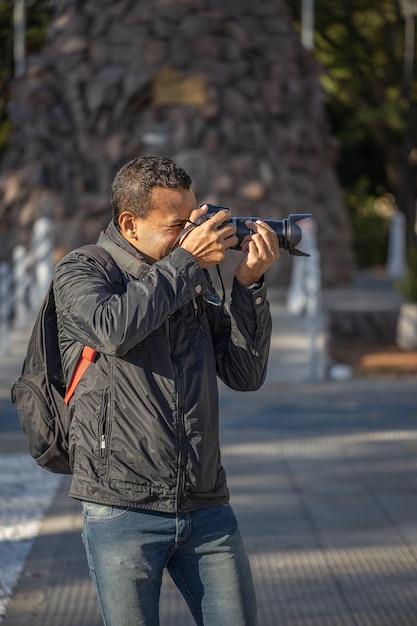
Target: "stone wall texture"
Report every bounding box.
[0,0,354,286]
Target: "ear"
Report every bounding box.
[118,212,137,238]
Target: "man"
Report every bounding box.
[53,155,280,626]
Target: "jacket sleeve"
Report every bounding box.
[206,279,272,392]
[53,247,212,356]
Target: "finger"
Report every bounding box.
[248,220,279,252]
[218,222,237,240]
[245,219,275,235]
[239,235,252,252]
[207,208,232,227]
[244,220,256,234]
[222,231,239,249]
[247,233,279,264]
[187,205,208,224]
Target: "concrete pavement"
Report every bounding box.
[1,279,417,625]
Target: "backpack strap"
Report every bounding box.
[63,346,97,406]
[60,237,148,404]
[59,243,124,404]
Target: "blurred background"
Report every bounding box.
[288,0,417,289]
[0,0,416,346]
[1,0,416,277]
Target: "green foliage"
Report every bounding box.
[286,0,416,268]
[347,176,390,268]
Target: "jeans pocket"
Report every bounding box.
[82,501,130,520]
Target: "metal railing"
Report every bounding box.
[286,217,327,381]
[0,218,54,354]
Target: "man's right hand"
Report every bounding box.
[179,205,238,268]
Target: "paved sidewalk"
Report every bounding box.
[1,281,417,625]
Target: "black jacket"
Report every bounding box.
[53,221,272,513]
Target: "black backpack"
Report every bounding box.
[11,244,124,474]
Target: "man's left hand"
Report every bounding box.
[234,220,280,288]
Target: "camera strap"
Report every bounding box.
[203,265,225,307]
[169,220,200,254]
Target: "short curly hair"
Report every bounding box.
[111,156,192,224]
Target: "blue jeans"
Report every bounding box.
[82,502,257,626]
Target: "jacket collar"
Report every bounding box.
[97,220,150,280]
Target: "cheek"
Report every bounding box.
[157,233,179,258]
[166,228,184,247]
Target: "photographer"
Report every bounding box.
[53,155,280,626]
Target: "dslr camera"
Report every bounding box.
[201,205,311,257]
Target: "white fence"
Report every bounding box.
[0,218,54,354]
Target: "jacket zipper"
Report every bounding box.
[192,297,204,334]
[99,391,109,459]
[166,316,187,512]
[99,358,114,473]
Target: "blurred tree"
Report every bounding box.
[287,0,417,264]
[1,0,414,268]
[0,0,52,156]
